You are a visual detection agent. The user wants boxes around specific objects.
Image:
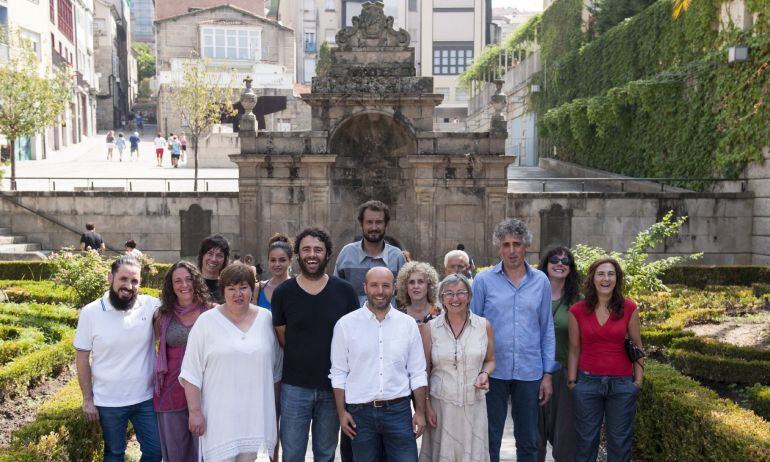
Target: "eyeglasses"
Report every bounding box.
[549,256,570,265]
[441,290,469,299]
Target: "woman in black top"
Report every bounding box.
[196,234,230,303]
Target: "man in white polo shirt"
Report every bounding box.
[74,256,162,462]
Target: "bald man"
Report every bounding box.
[330,267,427,462]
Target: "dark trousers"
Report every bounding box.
[346,398,417,462]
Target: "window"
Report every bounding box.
[433,44,473,75]
[408,0,417,12]
[50,0,55,23]
[435,87,450,102]
[303,57,315,83]
[201,27,261,61]
[455,88,469,102]
[21,29,41,60]
[57,0,73,42]
[304,31,316,52]
[325,28,336,44]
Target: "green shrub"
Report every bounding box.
[0,332,75,400]
[666,348,770,385]
[49,250,110,308]
[139,287,160,298]
[0,280,77,304]
[0,303,79,327]
[0,262,54,281]
[0,326,45,366]
[641,326,693,348]
[636,361,770,461]
[6,379,103,461]
[746,384,770,421]
[671,336,770,362]
[661,266,770,288]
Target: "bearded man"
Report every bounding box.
[272,227,359,462]
[74,256,162,462]
[334,200,406,308]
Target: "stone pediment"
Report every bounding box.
[335,2,410,51]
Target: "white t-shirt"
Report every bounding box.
[180,307,282,461]
[73,293,160,407]
[154,137,166,148]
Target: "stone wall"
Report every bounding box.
[0,193,240,263]
[746,147,770,264]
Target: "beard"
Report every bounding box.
[366,294,393,311]
[298,256,328,279]
[362,229,384,244]
[109,286,138,311]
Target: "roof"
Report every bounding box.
[154,3,293,32]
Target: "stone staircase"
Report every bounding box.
[0,226,48,261]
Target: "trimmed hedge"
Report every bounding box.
[662,266,770,288]
[641,326,694,348]
[0,326,45,366]
[0,303,79,327]
[0,332,75,400]
[0,261,171,289]
[671,336,770,362]
[746,384,770,421]
[2,379,103,461]
[666,348,770,385]
[636,361,770,461]
[0,280,77,305]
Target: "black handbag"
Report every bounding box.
[625,337,645,367]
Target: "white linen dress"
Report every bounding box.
[180,307,282,462]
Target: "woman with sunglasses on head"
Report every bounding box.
[197,234,230,304]
[536,247,581,462]
[567,258,644,462]
[419,273,496,462]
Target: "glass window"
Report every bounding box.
[432,44,474,75]
[201,27,261,61]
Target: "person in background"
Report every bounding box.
[180,264,282,462]
[256,233,293,311]
[536,246,581,462]
[242,254,258,285]
[420,273,495,462]
[74,256,162,462]
[125,239,143,259]
[197,234,230,304]
[80,222,106,254]
[170,135,181,168]
[115,133,126,162]
[568,258,644,462]
[471,218,557,462]
[106,130,115,161]
[457,243,477,277]
[153,261,212,462]
[443,249,472,281]
[129,131,141,162]
[154,132,166,166]
[395,261,441,328]
[179,132,187,163]
[272,228,359,461]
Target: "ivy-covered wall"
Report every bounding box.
[533,0,769,186]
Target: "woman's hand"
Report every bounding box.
[426,400,437,428]
[567,380,577,391]
[188,409,206,436]
[474,371,490,390]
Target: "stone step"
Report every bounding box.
[0,228,11,235]
[0,243,42,252]
[0,251,49,261]
[0,235,27,245]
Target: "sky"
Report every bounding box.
[493,0,544,12]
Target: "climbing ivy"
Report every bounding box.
[538,0,584,63]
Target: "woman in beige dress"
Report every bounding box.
[420,273,496,462]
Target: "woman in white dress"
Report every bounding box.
[420,273,496,462]
[180,263,282,462]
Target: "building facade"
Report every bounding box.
[130,0,154,44]
[155,0,265,21]
[0,0,97,161]
[93,0,134,130]
[155,4,300,135]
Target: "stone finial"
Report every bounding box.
[240,76,258,133]
[335,1,410,50]
[490,79,507,135]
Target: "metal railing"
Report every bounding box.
[1,177,239,192]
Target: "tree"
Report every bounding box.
[0,32,71,190]
[316,41,331,77]
[168,54,237,191]
[132,42,156,81]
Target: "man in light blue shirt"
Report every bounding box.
[470,218,557,462]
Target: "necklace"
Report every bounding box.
[445,312,470,369]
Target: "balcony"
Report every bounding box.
[304,41,316,53]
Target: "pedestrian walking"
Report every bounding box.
[154,133,166,166]
[115,133,126,162]
[170,136,181,168]
[179,132,187,162]
[129,132,141,162]
[106,130,115,160]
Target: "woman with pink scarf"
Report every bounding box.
[153,260,212,461]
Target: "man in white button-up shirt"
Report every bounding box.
[330,267,428,462]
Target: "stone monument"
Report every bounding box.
[231,1,512,266]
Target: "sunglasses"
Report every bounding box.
[548,256,571,265]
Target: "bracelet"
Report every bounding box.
[478,370,489,376]
[567,380,577,385]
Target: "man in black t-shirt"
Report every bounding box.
[79,223,105,254]
[272,227,359,462]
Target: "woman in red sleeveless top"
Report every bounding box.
[566,258,644,462]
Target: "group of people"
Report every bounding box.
[105,131,186,167]
[105,130,141,162]
[74,200,644,462]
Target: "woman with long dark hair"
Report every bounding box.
[255,233,292,311]
[567,258,644,462]
[153,261,213,462]
[536,246,581,462]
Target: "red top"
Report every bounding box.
[569,299,637,376]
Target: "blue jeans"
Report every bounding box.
[572,371,638,462]
[97,399,162,462]
[486,377,541,462]
[280,383,340,462]
[347,398,417,462]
